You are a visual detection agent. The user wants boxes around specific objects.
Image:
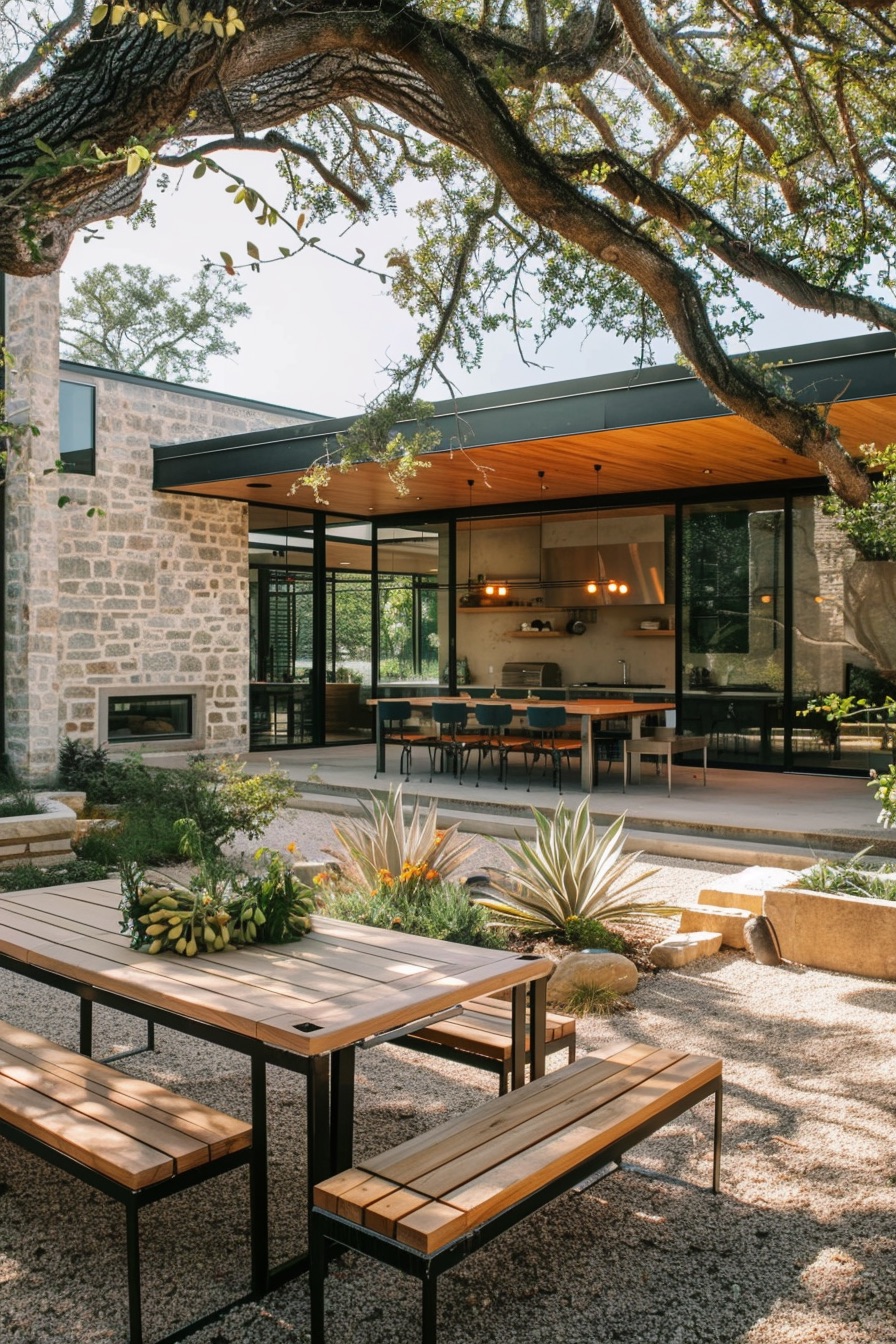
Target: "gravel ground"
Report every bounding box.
[1,806,895,1344]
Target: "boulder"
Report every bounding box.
[744,915,782,966]
[547,950,639,1004]
[649,931,723,969]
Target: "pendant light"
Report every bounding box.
[585,464,628,597]
[466,479,474,592]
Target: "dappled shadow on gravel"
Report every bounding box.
[2,879,895,1344]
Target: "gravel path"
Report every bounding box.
[1,807,894,1344]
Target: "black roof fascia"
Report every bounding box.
[152,331,896,492]
[61,359,328,422]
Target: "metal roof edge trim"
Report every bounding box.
[152,331,896,486]
[60,359,328,420]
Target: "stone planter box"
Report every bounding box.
[764,881,896,980]
[0,798,78,869]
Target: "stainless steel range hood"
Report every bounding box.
[542,541,666,606]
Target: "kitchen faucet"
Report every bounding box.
[618,658,629,686]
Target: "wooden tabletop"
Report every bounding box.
[0,879,553,1058]
[369,696,675,718]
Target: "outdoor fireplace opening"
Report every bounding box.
[104,691,196,743]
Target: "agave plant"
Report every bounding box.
[329,785,477,892]
[472,798,678,934]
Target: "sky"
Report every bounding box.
[59,152,870,421]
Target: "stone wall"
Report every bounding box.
[3,273,314,781]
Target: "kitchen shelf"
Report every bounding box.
[502,630,568,638]
[626,629,675,637]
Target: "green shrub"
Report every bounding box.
[0,856,110,892]
[61,743,295,868]
[563,916,626,954]
[319,877,506,948]
[562,983,622,1017]
[821,443,896,561]
[795,850,896,901]
[0,788,47,818]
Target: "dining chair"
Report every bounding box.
[426,701,472,782]
[468,702,531,788]
[524,704,582,793]
[374,700,419,781]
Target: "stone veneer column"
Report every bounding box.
[3,275,305,781]
[4,274,63,781]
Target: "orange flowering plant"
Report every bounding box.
[329,786,476,900]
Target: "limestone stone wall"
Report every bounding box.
[3,273,314,782]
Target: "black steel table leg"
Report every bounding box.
[528,976,547,1081]
[307,1055,332,1198]
[712,1081,723,1194]
[510,983,526,1090]
[79,996,93,1056]
[330,1045,355,1175]
[250,1055,270,1294]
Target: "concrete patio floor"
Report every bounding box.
[227,743,894,867]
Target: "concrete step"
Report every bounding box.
[287,794,823,870]
[679,904,754,949]
[649,931,723,969]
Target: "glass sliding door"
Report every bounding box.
[248,505,315,749]
[681,499,785,764]
[376,524,448,694]
[324,519,374,743]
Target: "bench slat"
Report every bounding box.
[399,1049,687,1199]
[363,1185,433,1238]
[435,1055,721,1228]
[363,1044,659,1186]
[0,1021,250,1160]
[0,1071,175,1190]
[320,1050,722,1255]
[0,1048,213,1173]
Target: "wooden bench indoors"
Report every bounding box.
[396,993,576,1094]
[0,1018,255,1344]
[311,1041,723,1344]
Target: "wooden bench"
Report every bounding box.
[311,1041,722,1343]
[395,993,576,1093]
[0,1018,255,1344]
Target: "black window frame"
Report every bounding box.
[59,379,96,476]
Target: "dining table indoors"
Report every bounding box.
[368,695,677,789]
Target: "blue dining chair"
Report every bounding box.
[468,702,531,788]
[427,701,472,782]
[525,704,582,793]
[374,700,418,781]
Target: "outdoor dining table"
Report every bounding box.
[370,696,676,788]
[0,877,553,1293]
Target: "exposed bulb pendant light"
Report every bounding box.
[585,464,628,597]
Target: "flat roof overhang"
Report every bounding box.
[152,332,896,517]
